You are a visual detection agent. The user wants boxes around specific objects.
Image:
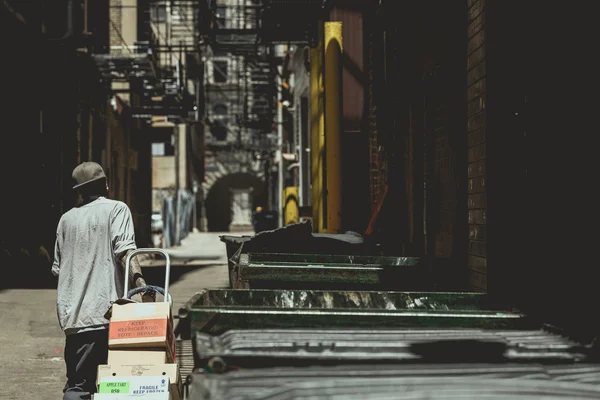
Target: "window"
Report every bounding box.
[152,142,174,156]
[211,120,228,141]
[151,5,167,23]
[216,7,227,28]
[214,103,228,116]
[213,60,229,83]
[152,143,165,156]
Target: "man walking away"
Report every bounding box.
[52,162,147,400]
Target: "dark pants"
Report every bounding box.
[63,329,109,400]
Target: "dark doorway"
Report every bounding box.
[205,173,266,232]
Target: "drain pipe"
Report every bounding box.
[310,22,325,233]
[324,21,343,233]
[276,65,284,228]
[48,0,74,41]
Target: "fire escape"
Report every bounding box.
[199,0,325,153]
[93,0,208,123]
[91,0,329,154]
[198,1,271,152]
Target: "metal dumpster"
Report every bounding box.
[219,222,375,289]
[219,235,253,288]
[183,289,531,336]
[193,326,591,370]
[187,363,600,399]
[233,252,425,290]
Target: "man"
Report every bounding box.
[52,161,147,400]
[252,206,263,232]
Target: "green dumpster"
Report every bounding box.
[184,289,531,336]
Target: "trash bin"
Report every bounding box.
[236,252,427,291]
[186,289,530,335]
[219,235,253,288]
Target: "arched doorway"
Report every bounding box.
[205,172,266,232]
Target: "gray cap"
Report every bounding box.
[72,162,107,189]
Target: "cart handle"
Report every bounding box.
[124,248,171,303]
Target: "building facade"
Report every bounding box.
[200,0,273,232]
[0,0,152,287]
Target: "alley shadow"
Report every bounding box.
[0,268,58,291]
[141,262,224,289]
[0,261,225,292]
[0,246,57,290]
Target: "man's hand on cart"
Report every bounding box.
[121,248,171,305]
[141,285,157,303]
[121,249,147,289]
[134,275,147,288]
[133,273,150,300]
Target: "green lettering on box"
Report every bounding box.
[98,382,130,394]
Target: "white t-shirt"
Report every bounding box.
[52,197,137,335]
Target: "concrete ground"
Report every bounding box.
[0,231,250,400]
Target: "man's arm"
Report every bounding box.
[51,237,61,277]
[111,204,146,289]
[51,220,62,277]
[120,250,146,288]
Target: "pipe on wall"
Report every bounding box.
[48,0,75,41]
[324,21,343,233]
[310,21,325,233]
[276,66,284,228]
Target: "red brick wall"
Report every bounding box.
[420,1,466,268]
[467,0,487,291]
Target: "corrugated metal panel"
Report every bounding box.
[177,339,195,380]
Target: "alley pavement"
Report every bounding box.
[0,231,250,400]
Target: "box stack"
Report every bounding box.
[94,301,181,400]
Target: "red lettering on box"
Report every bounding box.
[109,319,167,340]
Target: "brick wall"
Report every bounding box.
[467,0,486,291]
[365,12,390,218]
[109,0,122,51]
[419,0,466,268]
[423,60,456,259]
[367,38,386,214]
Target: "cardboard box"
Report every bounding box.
[97,364,181,400]
[108,302,176,362]
[98,375,169,395]
[108,350,168,365]
[94,393,171,399]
